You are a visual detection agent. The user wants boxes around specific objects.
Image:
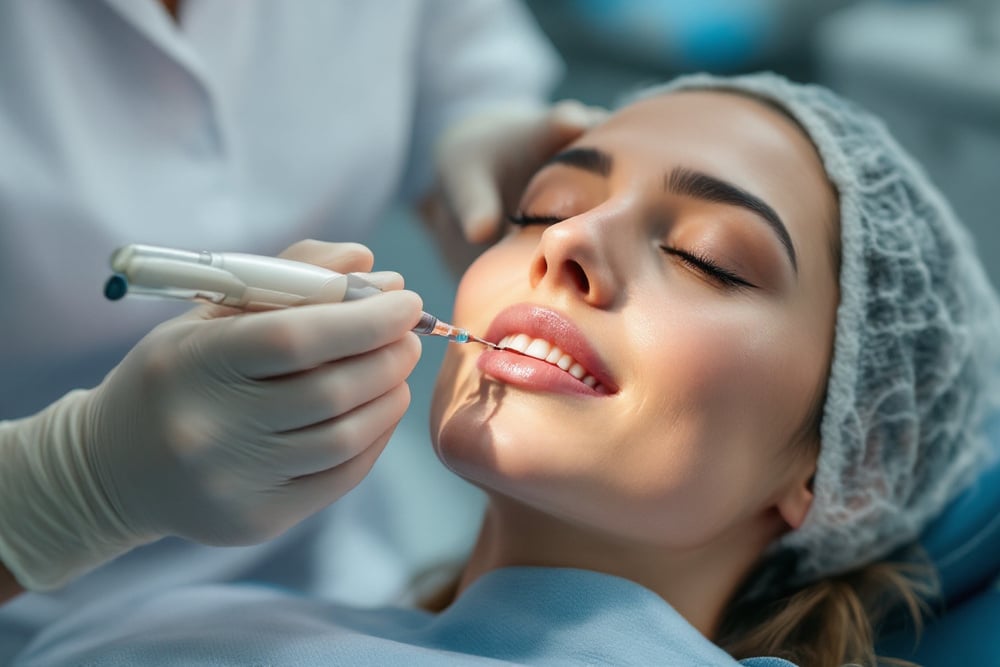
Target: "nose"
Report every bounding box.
[528,213,621,307]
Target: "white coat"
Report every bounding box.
[0,0,559,659]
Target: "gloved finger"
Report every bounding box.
[353,270,405,292]
[270,382,411,477]
[446,161,504,246]
[279,420,399,518]
[277,240,375,274]
[253,333,421,432]
[546,99,609,134]
[216,290,423,379]
[449,102,608,245]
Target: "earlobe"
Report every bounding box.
[777,470,815,531]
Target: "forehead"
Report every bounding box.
[595,90,823,185]
[581,90,839,276]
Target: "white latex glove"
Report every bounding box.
[423,100,608,253]
[0,240,422,591]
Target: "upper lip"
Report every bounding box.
[483,303,619,393]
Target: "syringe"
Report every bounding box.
[104,244,498,348]
[412,312,497,348]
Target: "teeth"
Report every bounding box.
[496,333,605,392]
[524,338,551,359]
[509,333,532,351]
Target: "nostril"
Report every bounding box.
[530,256,549,287]
[566,260,589,294]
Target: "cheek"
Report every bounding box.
[629,297,821,437]
[430,240,530,463]
[450,238,527,324]
[606,301,824,540]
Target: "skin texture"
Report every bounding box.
[430,90,840,638]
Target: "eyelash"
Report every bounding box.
[659,246,754,289]
[507,212,755,290]
[506,213,563,226]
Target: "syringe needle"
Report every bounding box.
[469,335,499,349]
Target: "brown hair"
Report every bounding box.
[714,363,938,667]
[715,554,937,667]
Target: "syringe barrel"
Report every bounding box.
[339,274,446,338]
[412,312,438,335]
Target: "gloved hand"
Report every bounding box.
[0,240,422,591]
[423,100,608,260]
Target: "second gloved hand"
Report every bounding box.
[426,100,609,246]
[0,241,422,590]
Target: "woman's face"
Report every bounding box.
[431,90,839,550]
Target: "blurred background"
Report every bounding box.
[348,0,1000,600]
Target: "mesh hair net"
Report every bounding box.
[632,73,1000,586]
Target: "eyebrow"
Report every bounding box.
[544,147,798,273]
[666,166,798,272]
[544,147,613,177]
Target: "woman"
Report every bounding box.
[13,73,1000,666]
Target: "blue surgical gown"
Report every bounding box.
[13,567,796,666]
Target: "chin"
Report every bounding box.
[432,390,517,486]
[429,350,602,517]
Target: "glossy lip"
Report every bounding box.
[476,303,619,396]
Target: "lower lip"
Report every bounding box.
[476,349,607,397]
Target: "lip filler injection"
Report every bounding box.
[411,312,496,347]
[103,244,498,348]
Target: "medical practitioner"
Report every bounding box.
[0,0,600,658]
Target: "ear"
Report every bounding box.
[776,462,816,531]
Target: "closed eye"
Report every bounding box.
[508,213,756,289]
[507,213,563,226]
[660,246,756,289]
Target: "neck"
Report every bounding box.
[455,495,783,639]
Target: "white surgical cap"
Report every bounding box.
[632,73,1000,585]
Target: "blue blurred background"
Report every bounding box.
[356,0,1000,595]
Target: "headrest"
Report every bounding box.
[919,413,1000,603]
